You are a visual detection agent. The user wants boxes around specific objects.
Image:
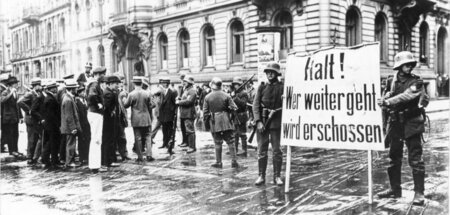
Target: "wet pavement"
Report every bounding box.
[1,110,448,215]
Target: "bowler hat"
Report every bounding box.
[6,76,19,85]
[92,67,107,74]
[159,79,170,84]
[183,76,194,84]
[31,78,42,86]
[263,62,281,76]
[106,75,121,84]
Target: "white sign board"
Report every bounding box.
[281,44,384,151]
[257,33,279,84]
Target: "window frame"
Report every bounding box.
[345,6,362,47]
[230,20,245,64]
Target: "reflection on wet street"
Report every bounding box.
[1,112,448,214]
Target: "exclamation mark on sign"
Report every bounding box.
[340,52,345,79]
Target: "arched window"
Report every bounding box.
[86,0,91,30]
[47,23,52,45]
[230,20,244,63]
[345,6,361,46]
[375,13,388,62]
[87,46,93,63]
[178,29,190,68]
[274,11,293,59]
[158,33,168,70]
[202,25,215,66]
[60,18,66,42]
[98,44,105,66]
[76,50,81,71]
[419,22,429,64]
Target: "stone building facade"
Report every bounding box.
[115,0,449,97]
[9,0,72,91]
[6,0,450,97]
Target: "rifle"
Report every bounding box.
[232,74,256,97]
[248,107,282,143]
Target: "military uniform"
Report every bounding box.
[204,78,239,168]
[378,51,428,205]
[232,77,249,156]
[253,62,284,186]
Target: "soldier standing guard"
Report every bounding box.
[18,78,42,164]
[377,51,429,206]
[253,62,284,186]
[203,77,239,168]
[176,76,197,154]
[231,77,249,157]
[87,67,106,173]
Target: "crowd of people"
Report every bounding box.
[0,61,285,186]
[1,51,431,200]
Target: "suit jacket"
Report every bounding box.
[41,92,60,131]
[18,90,39,125]
[158,88,177,123]
[178,85,197,119]
[0,88,22,124]
[124,88,152,127]
[60,93,81,134]
[87,80,104,114]
[30,91,45,130]
[75,96,90,135]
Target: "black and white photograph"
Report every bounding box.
[0,0,449,214]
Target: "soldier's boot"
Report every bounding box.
[237,136,247,157]
[211,144,223,168]
[227,142,237,162]
[412,172,425,205]
[255,157,267,186]
[273,158,284,186]
[378,165,402,198]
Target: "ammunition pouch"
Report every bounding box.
[261,108,269,125]
[204,113,211,131]
[388,107,424,124]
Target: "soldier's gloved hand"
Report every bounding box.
[231,91,236,97]
[377,98,384,107]
[256,121,264,132]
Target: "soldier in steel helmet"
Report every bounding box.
[203,77,239,168]
[230,77,250,157]
[377,51,429,206]
[253,62,284,186]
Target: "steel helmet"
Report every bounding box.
[210,77,222,90]
[232,77,243,85]
[264,62,281,76]
[393,51,417,70]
